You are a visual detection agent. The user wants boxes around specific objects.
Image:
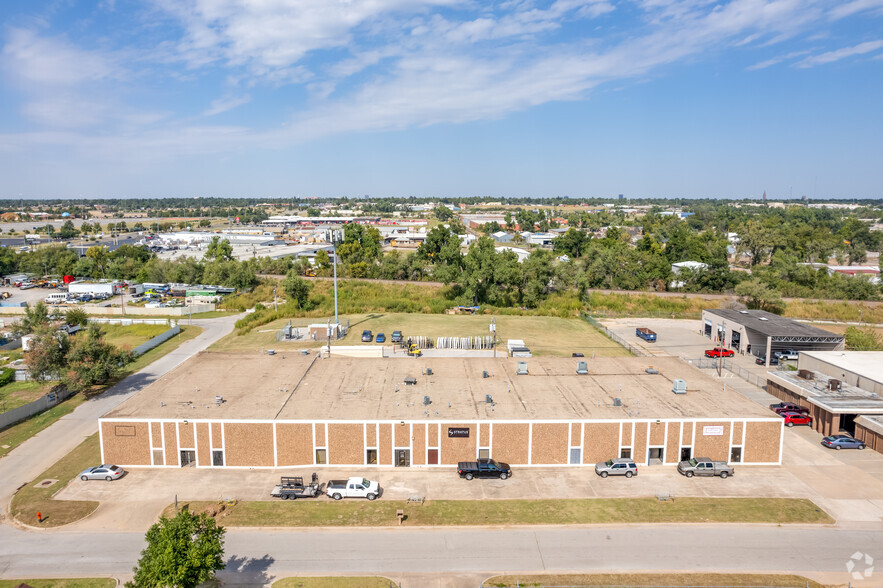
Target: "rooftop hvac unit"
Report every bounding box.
[426,368,433,376]
[576,361,588,375]
[613,397,622,407]
[516,362,528,375]
[423,395,431,406]
[797,369,814,380]
[672,379,687,394]
[828,379,842,391]
[482,370,490,378]
[485,394,493,404]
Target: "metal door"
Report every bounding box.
[395,449,410,467]
[180,450,196,467]
[569,448,581,465]
[427,449,439,464]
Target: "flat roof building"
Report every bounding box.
[100,354,782,470]
[701,309,844,366]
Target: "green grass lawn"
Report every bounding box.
[168,497,833,527]
[0,325,203,458]
[0,580,116,588]
[0,380,53,412]
[101,323,170,350]
[11,433,101,527]
[273,578,394,588]
[484,573,831,588]
[210,313,629,357]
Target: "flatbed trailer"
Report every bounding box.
[270,473,321,500]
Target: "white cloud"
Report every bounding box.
[747,49,810,70]
[795,40,883,67]
[829,0,883,20]
[204,93,252,116]
[1,28,121,87]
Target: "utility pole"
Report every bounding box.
[330,231,340,326]
[491,317,497,358]
[717,323,725,377]
[273,285,278,312]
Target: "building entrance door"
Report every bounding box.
[680,447,692,461]
[427,449,439,464]
[180,450,196,467]
[648,447,664,464]
[395,449,411,467]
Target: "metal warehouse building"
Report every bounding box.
[99,354,783,470]
[701,309,844,366]
[766,352,883,452]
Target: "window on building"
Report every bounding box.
[620,448,632,459]
[315,448,327,465]
[478,448,490,460]
[366,449,378,464]
[152,449,164,466]
[212,450,224,467]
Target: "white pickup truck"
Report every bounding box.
[325,477,380,501]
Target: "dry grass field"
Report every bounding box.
[210,312,629,357]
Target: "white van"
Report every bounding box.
[44,293,68,305]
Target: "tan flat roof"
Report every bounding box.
[103,353,770,421]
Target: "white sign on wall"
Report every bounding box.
[703,425,725,436]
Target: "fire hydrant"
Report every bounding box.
[37,512,42,523]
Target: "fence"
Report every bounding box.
[435,335,496,350]
[690,357,770,389]
[89,317,173,326]
[0,384,75,430]
[132,325,181,356]
[582,314,644,357]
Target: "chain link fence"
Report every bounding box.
[690,357,770,389]
[582,314,645,357]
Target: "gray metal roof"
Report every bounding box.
[705,309,844,341]
[769,371,883,414]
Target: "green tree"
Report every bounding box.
[282,271,312,309]
[205,237,233,262]
[552,228,588,258]
[64,307,89,327]
[737,220,776,266]
[734,278,785,313]
[85,245,110,277]
[198,219,211,227]
[127,510,226,588]
[24,327,69,381]
[434,206,454,222]
[63,324,132,392]
[845,326,883,350]
[58,220,79,239]
[16,301,50,336]
[315,249,331,270]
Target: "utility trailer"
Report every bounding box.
[270,473,321,500]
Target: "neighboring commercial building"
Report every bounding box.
[766,357,883,451]
[796,351,883,395]
[701,309,844,366]
[99,355,783,470]
[68,280,123,297]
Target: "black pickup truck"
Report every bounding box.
[457,458,512,480]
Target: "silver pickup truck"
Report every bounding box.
[677,457,734,478]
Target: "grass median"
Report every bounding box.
[484,573,831,588]
[165,497,833,527]
[10,433,100,527]
[273,578,395,588]
[0,580,115,588]
[0,325,202,458]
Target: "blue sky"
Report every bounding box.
[0,0,882,199]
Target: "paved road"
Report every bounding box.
[0,525,880,586]
[0,314,241,510]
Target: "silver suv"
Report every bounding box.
[595,458,638,478]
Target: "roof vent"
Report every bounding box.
[797,369,814,380]
[759,317,768,321]
[828,379,842,391]
[516,362,528,375]
[404,376,417,385]
[739,310,749,314]
[613,397,622,407]
[672,379,687,394]
[576,361,588,375]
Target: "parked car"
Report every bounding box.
[704,348,734,358]
[361,330,373,342]
[376,333,386,343]
[325,477,380,500]
[677,457,733,478]
[770,402,801,412]
[391,330,403,343]
[595,458,637,478]
[774,349,799,360]
[756,355,779,365]
[773,405,809,415]
[79,464,125,481]
[821,435,866,450]
[572,352,585,357]
[457,458,512,480]
[781,411,813,427]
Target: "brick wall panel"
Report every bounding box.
[225,423,274,467]
[102,421,151,466]
[196,423,210,466]
[276,423,313,466]
[583,422,620,464]
[328,423,364,465]
[530,423,568,465]
[439,423,476,465]
[491,423,529,465]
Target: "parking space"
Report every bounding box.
[601,317,783,380]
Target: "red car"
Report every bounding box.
[781,412,813,427]
[704,348,735,358]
